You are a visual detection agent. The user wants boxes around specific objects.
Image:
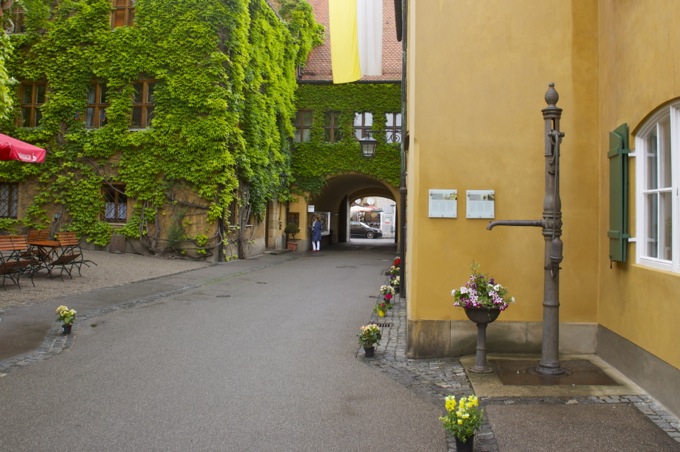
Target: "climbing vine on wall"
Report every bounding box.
[292,82,402,195]
[0,0,322,253]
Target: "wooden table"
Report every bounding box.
[27,240,62,277]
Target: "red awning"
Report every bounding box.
[0,133,47,163]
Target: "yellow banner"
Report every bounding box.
[329,0,361,84]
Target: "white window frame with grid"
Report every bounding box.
[635,103,680,273]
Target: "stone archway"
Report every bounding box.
[307,174,399,247]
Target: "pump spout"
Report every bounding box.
[486,219,543,230]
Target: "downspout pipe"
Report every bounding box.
[398,0,407,299]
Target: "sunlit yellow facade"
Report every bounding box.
[404,0,680,416]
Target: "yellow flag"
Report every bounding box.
[329,0,362,84]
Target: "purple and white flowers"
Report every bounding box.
[452,263,515,310]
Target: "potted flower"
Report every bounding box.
[358,323,381,357]
[56,305,76,334]
[452,262,514,319]
[439,394,484,451]
[284,223,300,251]
[389,274,400,291]
[374,300,392,317]
[379,284,395,303]
[451,263,515,372]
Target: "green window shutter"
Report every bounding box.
[608,123,630,262]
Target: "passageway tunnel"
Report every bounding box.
[307,173,400,247]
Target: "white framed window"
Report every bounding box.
[635,103,680,272]
[385,112,402,143]
[354,112,373,140]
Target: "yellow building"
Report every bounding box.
[404,0,680,417]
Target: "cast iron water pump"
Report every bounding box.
[487,83,565,376]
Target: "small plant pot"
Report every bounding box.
[62,324,72,335]
[363,346,375,357]
[287,242,298,251]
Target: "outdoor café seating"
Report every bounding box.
[0,230,97,287]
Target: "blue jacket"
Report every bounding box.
[312,220,322,241]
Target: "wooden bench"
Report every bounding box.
[0,235,36,289]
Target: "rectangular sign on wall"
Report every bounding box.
[428,189,458,218]
[466,190,495,219]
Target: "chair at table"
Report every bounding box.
[25,229,52,263]
[0,235,36,289]
[27,229,50,242]
[53,231,97,278]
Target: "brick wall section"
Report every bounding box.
[300,0,402,82]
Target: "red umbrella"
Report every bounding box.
[0,133,46,163]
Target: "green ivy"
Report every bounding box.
[0,0,321,253]
[0,30,15,121]
[292,83,401,195]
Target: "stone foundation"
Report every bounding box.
[406,319,679,418]
[406,319,598,358]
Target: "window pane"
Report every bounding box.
[661,191,672,260]
[0,185,8,217]
[87,85,97,103]
[22,85,32,104]
[146,83,155,103]
[386,113,402,143]
[105,202,116,220]
[131,107,142,128]
[647,193,658,258]
[85,107,95,127]
[36,85,46,104]
[302,129,310,142]
[647,130,658,190]
[660,116,672,188]
[21,108,31,127]
[133,83,143,102]
[302,112,312,126]
[146,107,154,127]
[0,184,18,219]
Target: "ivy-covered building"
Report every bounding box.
[0,0,322,260]
[287,0,402,250]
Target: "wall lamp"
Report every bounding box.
[359,136,377,158]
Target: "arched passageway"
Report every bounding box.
[306,174,399,248]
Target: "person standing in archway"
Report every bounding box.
[311,215,322,252]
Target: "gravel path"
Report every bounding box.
[0,250,211,311]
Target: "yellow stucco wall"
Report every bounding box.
[406,0,680,371]
[598,0,680,370]
[407,0,600,325]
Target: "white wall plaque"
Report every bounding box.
[466,190,495,219]
[428,189,458,218]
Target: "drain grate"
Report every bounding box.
[216,295,231,298]
[374,322,392,328]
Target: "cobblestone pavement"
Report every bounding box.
[359,296,680,451]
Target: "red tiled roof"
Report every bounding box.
[300,0,402,82]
